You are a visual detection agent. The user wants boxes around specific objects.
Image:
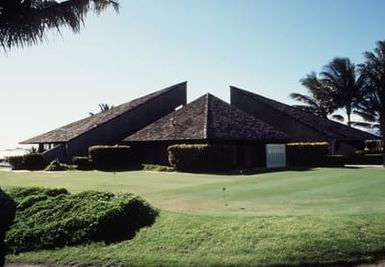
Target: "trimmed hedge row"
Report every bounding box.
[7,153,47,170]
[168,144,236,172]
[89,145,137,171]
[286,142,329,167]
[72,156,93,170]
[348,154,385,165]
[5,187,158,253]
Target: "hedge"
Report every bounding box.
[349,154,385,165]
[89,145,137,171]
[286,142,329,167]
[5,187,158,253]
[8,153,47,170]
[0,188,16,266]
[72,156,94,170]
[168,144,237,172]
[142,164,174,172]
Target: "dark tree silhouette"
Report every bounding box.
[89,103,113,116]
[355,41,385,145]
[290,72,337,118]
[321,57,364,127]
[0,0,118,50]
[0,188,16,267]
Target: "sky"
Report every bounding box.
[1,0,385,149]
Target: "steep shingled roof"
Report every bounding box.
[21,82,187,144]
[124,94,288,142]
[230,86,378,140]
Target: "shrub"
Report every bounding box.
[0,188,16,266]
[168,144,236,172]
[323,155,345,167]
[8,153,46,171]
[349,154,385,165]
[286,142,329,167]
[72,156,93,170]
[142,164,174,172]
[7,156,24,170]
[89,145,137,171]
[45,160,76,171]
[5,187,158,253]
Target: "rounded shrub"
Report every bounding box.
[5,187,158,253]
[0,188,16,266]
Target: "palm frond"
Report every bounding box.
[331,114,344,122]
[0,0,119,50]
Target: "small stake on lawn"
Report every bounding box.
[222,187,228,206]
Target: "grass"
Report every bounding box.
[2,167,385,266]
[1,167,385,216]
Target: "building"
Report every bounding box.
[124,93,288,168]
[20,82,377,167]
[20,82,187,163]
[230,86,377,157]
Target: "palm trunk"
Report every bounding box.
[380,115,385,167]
[346,105,352,127]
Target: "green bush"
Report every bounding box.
[8,154,47,170]
[142,164,174,172]
[0,188,16,266]
[89,145,137,171]
[168,144,236,172]
[323,155,345,167]
[7,156,24,170]
[45,160,76,171]
[286,142,329,167]
[349,154,384,165]
[5,187,158,253]
[72,156,93,170]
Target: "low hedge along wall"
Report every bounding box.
[89,145,137,171]
[72,156,94,170]
[348,154,385,165]
[5,187,158,253]
[286,142,329,167]
[7,153,46,170]
[168,144,237,172]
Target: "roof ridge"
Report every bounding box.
[203,94,210,139]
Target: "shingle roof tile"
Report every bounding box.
[20,82,186,144]
[125,94,288,142]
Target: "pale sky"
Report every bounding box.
[1,0,385,149]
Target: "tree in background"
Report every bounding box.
[0,0,119,50]
[321,57,364,127]
[355,41,385,145]
[89,103,114,116]
[291,72,345,121]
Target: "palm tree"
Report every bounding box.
[89,103,113,116]
[355,41,385,146]
[290,72,337,118]
[321,57,364,127]
[0,0,119,50]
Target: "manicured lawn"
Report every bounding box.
[2,167,385,266]
[1,167,385,216]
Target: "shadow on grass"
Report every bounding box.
[197,167,314,176]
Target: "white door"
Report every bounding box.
[266,144,286,168]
